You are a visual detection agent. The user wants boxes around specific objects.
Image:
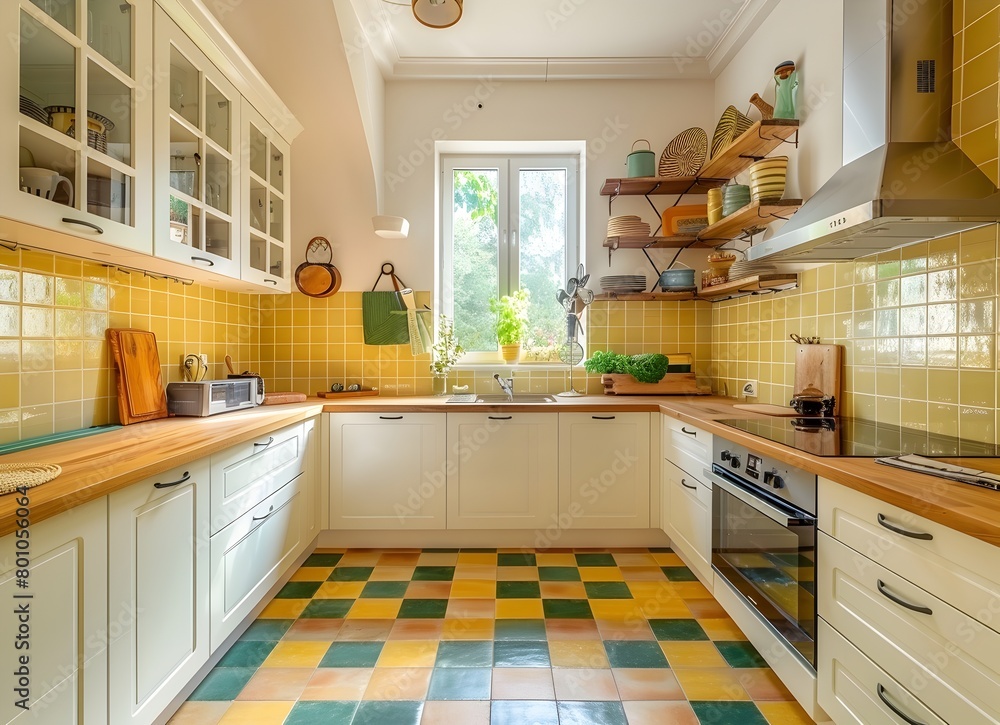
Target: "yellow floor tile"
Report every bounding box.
[700,618,750,641]
[673,668,752,701]
[659,642,729,668]
[167,702,230,725]
[496,566,538,581]
[257,599,308,619]
[314,581,365,599]
[589,600,645,621]
[539,582,588,599]
[417,552,459,565]
[638,597,692,619]
[376,639,439,667]
[536,553,577,567]
[442,618,495,640]
[218,702,292,725]
[757,701,816,724]
[672,582,714,599]
[369,566,415,581]
[450,579,496,598]
[346,599,402,619]
[457,552,497,565]
[579,566,625,582]
[496,599,545,619]
[651,552,685,566]
[453,565,498,580]
[288,567,333,582]
[364,667,432,700]
[260,642,329,669]
[549,640,610,668]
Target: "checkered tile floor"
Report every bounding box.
[168,549,815,725]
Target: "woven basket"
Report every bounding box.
[0,463,61,495]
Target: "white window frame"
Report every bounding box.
[435,141,585,367]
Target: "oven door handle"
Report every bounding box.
[704,468,812,527]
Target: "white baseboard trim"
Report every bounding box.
[316,528,672,550]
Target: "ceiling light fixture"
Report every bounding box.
[372,215,410,239]
[411,0,462,28]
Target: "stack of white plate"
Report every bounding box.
[19,96,48,126]
[600,275,647,294]
[729,259,778,280]
[607,215,651,238]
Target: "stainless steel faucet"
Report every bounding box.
[493,373,514,402]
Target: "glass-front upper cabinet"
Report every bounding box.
[0,0,153,252]
[152,5,240,279]
[241,99,290,292]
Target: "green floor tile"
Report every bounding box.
[604,640,669,668]
[398,598,449,618]
[690,701,768,725]
[498,553,536,566]
[435,641,493,667]
[715,641,768,668]
[661,566,699,582]
[274,581,323,599]
[538,566,581,581]
[494,619,547,641]
[285,701,359,724]
[353,700,423,725]
[360,581,409,598]
[497,581,541,599]
[493,640,550,667]
[216,640,277,668]
[583,581,633,599]
[558,701,627,725]
[542,599,593,619]
[300,599,353,619]
[427,667,492,700]
[412,566,456,581]
[187,667,256,701]
[319,641,384,668]
[649,618,709,641]
[328,567,374,581]
[239,619,293,641]
[304,553,343,567]
[575,553,617,567]
[491,701,558,725]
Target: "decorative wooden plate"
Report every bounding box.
[709,105,753,159]
[658,127,708,177]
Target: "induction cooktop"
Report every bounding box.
[717,417,1000,458]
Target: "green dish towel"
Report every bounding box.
[362,290,410,345]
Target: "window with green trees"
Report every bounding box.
[440,154,580,363]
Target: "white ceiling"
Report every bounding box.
[354,0,778,79]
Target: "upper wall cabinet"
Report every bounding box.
[153,5,241,280]
[0,0,154,252]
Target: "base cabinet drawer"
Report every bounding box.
[210,476,303,650]
[662,417,711,481]
[663,460,712,584]
[819,619,947,725]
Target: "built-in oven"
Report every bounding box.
[706,439,818,670]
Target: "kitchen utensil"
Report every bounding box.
[565,278,578,297]
[658,268,696,289]
[20,167,73,205]
[262,392,307,405]
[658,127,708,177]
[106,329,169,425]
[789,385,836,416]
[709,105,753,159]
[556,289,569,307]
[577,287,594,305]
[224,354,235,375]
[793,344,843,416]
[789,333,821,344]
[626,139,656,178]
[661,205,709,235]
[295,237,342,298]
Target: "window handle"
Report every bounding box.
[511,229,517,247]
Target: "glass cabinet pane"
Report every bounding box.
[250,235,266,273]
[29,0,76,33]
[169,45,199,128]
[88,60,130,165]
[205,81,230,151]
[269,242,284,279]
[205,215,232,261]
[169,120,200,200]
[249,182,265,233]
[88,0,132,75]
[269,195,283,241]
[270,143,284,192]
[204,149,229,214]
[20,11,76,128]
[169,195,200,249]
[249,124,266,179]
[88,158,132,225]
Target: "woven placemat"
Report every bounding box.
[0,463,62,495]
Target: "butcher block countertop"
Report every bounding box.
[0,394,997,547]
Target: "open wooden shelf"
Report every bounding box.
[603,235,719,250]
[698,273,798,299]
[697,199,802,242]
[699,119,800,179]
[594,291,698,302]
[600,176,726,197]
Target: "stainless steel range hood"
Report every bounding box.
[748,0,1000,262]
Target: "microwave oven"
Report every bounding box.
[166,379,258,417]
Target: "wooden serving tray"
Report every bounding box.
[316,390,379,399]
[601,373,710,395]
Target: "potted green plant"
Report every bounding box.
[489,289,530,363]
[430,314,464,395]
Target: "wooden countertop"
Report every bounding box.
[1,394,997,547]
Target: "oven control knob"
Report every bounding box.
[764,470,784,489]
[720,450,732,462]
[729,455,742,469]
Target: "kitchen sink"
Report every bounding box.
[448,393,559,404]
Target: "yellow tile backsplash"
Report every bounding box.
[954,0,1000,184]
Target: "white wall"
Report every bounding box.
[382,78,718,291]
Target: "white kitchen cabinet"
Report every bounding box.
[329,413,447,529]
[662,460,713,584]
[662,416,712,481]
[0,498,107,725]
[558,412,650,528]
[0,0,153,253]
[108,459,210,725]
[300,417,321,543]
[447,413,558,529]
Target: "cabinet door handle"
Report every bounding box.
[379,415,403,420]
[153,471,190,489]
[191,256,215,267]
[877,513,933,540]
[264,279,278,285]
[252,505,275,523]
[253,436,274,452]
[680,426,697,436]
[876,684,926,725]
[592,415,616,420]
[62,217,104,234]
[681,479,698,491]
[488,416,512,420]
[877,580,933,615]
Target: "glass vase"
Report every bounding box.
[433,372,449,396]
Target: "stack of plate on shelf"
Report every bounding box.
[606,215,651,239]
[728,259,778,281]
[600,275,647,294]
[19,96,49,126]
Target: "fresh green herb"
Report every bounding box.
[489,289,531,346]
[583,350,628,375]
[583,351,671,383]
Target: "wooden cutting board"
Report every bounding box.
[794,344,843,416]
[106,329,168,425]
[601,373,711,395]
[262,392,307,405]
[316,390,379,399]
[733,403,799,416]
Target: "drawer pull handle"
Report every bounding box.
[681,479,698,491]
[153,471,190,489]
[488,416,512,420]
[877,683,926,725]
[379,415,404,420]
[253,436,274,452]
[877,580,933,615]
[252,505,275,523]
[680,427,697,436]
[264,279,278,285]
[191,256,215,267]
[592,415,616,420]
[62,217,104,234]
[877,513,933,540]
